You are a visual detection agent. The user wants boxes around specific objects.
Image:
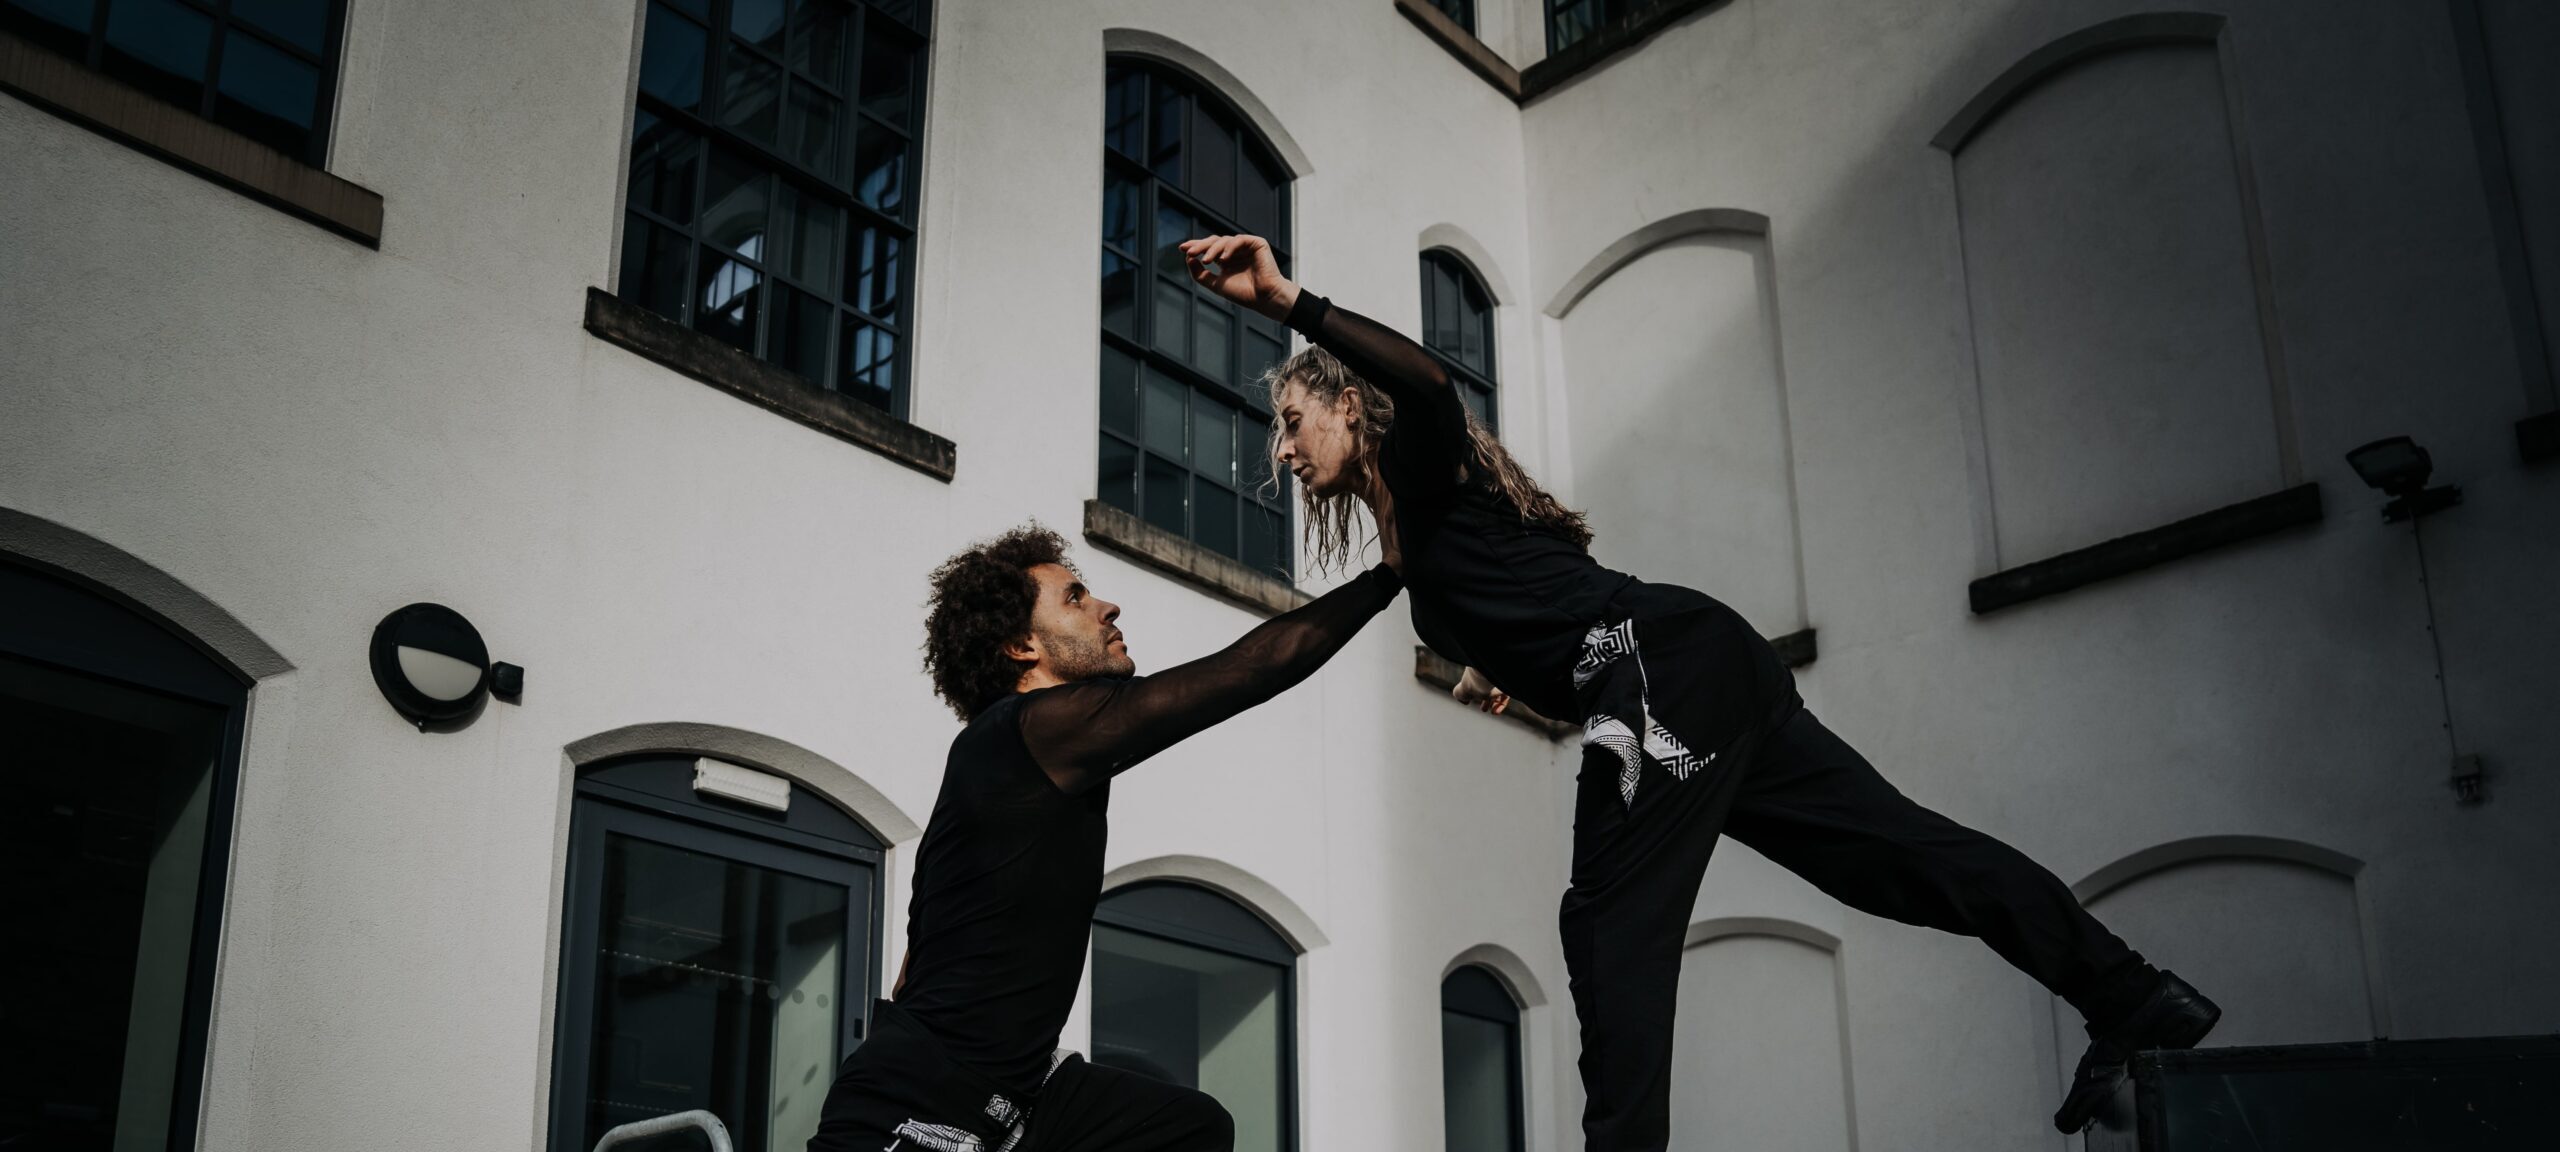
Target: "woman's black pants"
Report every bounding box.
[1561,698,2159,1152]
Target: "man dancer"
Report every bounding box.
[810,525,1400,1152]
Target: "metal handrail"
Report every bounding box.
[590,1109,734,1152]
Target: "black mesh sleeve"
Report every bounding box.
[1283,291,1472,496]
[1016,564,1403,793]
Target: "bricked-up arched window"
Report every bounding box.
[0,0,348,165]
[1099,57,1295,581]
[1421,249,1499,431]
[618,0,931,416]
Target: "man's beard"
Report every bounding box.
[1036,623,1136,681]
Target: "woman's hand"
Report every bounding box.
[1452,666,1510,715]
[1181,234,1297,320]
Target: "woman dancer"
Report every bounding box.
[1178,233,2219,1149]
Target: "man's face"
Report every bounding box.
[1022,563,1133,682]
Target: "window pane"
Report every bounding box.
[1142,454,1186,537]
[853,120,906,213]
[1153,204,1192,277]
[772,284,831,384]
[620,214,692,322]
[1,654,228,1152]
[786,0,847,85]
[231,0,329,54]
[628,111,702,224]
[1242,504,1280,578]
[102,0,212,112]
[1101,250,1137,340]
[858,22,917,125]
[1192,390,1236,486]
[869,0,919,30]
[581,833,848,1152]
[1191,103,1236,220]
[694,250,762,351]
[1142,370,1186,459]
[1442,1011,1516,1152]
[1192,476,1238,557]
[850,225,902,319]
[774,183,842,292]
[787,80,842,180]
[212,30,320,158]
[701,149,771,259]
[1104,65,1145,158]
[1102,171,1137,252]
[1243,329,1282,390]
[4,0,95,56]
[723,42,785,146]
[1101,344,1138,437]
[639,2,708,114]
[837,319,896,411]
[1098,434,1138,515]
[1091,926,1288,1152]
[731,0,784,48]
[1190,303,1231,379]
[1148,79,1183,185]
[1465,383,1495,432]
[1241,427,1276,498]
[1152,279,1188,358]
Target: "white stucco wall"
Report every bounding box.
[2,1,2554,1151]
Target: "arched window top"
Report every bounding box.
[1932,12,2230,153]
[1105,55,1292,249]
[1422,248,1499,429]
[578,754,883,853]
[1441,964,1520,1023]
[1095,880,1295,965]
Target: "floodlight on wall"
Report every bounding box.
[2345,436,2462,521]
[693,757,792,812]
[369,603,524,730]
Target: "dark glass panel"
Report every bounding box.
[850,225,902,318]
[723,41,785,145]
[102,0,212,112]
[1151,279,1188,358]
[1142,455,1186,537]
[231,0,329,54]
[620,214,692,322]
[1148,77,1183,185]
[628,112,701,224]
[1100,250,1137,340]
[1551,0,1601,53]
[853,119,906,213]
[1192,390,1236,487]
[869,0,919,30]
[1101,344,1139,437]
[1461,276,1489,375]
[1102,171,1138,252]
[1192,476,1237,557]
[774,183,841,293]
[1189,303,1230,379]
[1089,925,1289,1143]
[1153,204,1192,277]
[665,0,708,17]
[1245,143,1288,248]
[639,2,708,114]
[1241,427,1276,497]
[212,31,319,158]
[1098,434,1139,515]
[1242,329,1282,390]
[1242,505,1280,578]
[1104,65,1145,158]
[787,80,842,179]
[3,0,94,57]
[858,21,917,125]
[694,250,762,351]
[1190,102,1235,219]
[1464,384,1495,431]
[731,0,784,49]
[701,148,771,259]
[773,284,832,383]
[1429,0,1474,35]
[787,0,847,85]
[837,320,896,411]
[1142,370,1186,459]
[1442,1009,1518,1152]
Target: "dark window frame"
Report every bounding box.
[1426,0,1475,36]
[0,0,349,166]
[1545,0,1625,55]
[1439,964,1526,1152]
[1098,55,1297,583]
[1419,248,1499,432]
[1092,881,1298,1150]
[548,755,886,1152]
[617,0,932,419]
[0,558,251,1152]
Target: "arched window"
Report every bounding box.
[616,0,932,415]
[1,559,250,1152]
[1421,249,1499,430]
[1092,881,1297,1151]
[1099,56,1296,581]
[1440,965,1525,1152]
[549,755,885,1152]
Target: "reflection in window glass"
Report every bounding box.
[1093,924,1290,1152]
[10,0,346,164]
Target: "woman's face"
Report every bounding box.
[1274,379,1363,497]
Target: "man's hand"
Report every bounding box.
[1181,234,1297,321]
[1453,666,1510,715]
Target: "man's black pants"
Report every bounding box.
[1561,695,2159,1152]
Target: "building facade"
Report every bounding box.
[2,1,2554,1151]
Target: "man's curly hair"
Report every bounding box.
[922,524,1075,720]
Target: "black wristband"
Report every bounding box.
[1283,290,1331,338]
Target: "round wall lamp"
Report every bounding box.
[370,603,523,730]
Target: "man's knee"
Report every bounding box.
[1171,1090,1234,1151]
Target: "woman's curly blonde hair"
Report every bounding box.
[1261,346,1590,573]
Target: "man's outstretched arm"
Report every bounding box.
[1019,563,1402,792]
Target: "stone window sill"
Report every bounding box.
[1395,0,1728,105]
[1969,484,2323,615]
[1412,646,1576,739]
[584,288,956,482]
[1083,500,1308,618]
[0,29,382,247]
